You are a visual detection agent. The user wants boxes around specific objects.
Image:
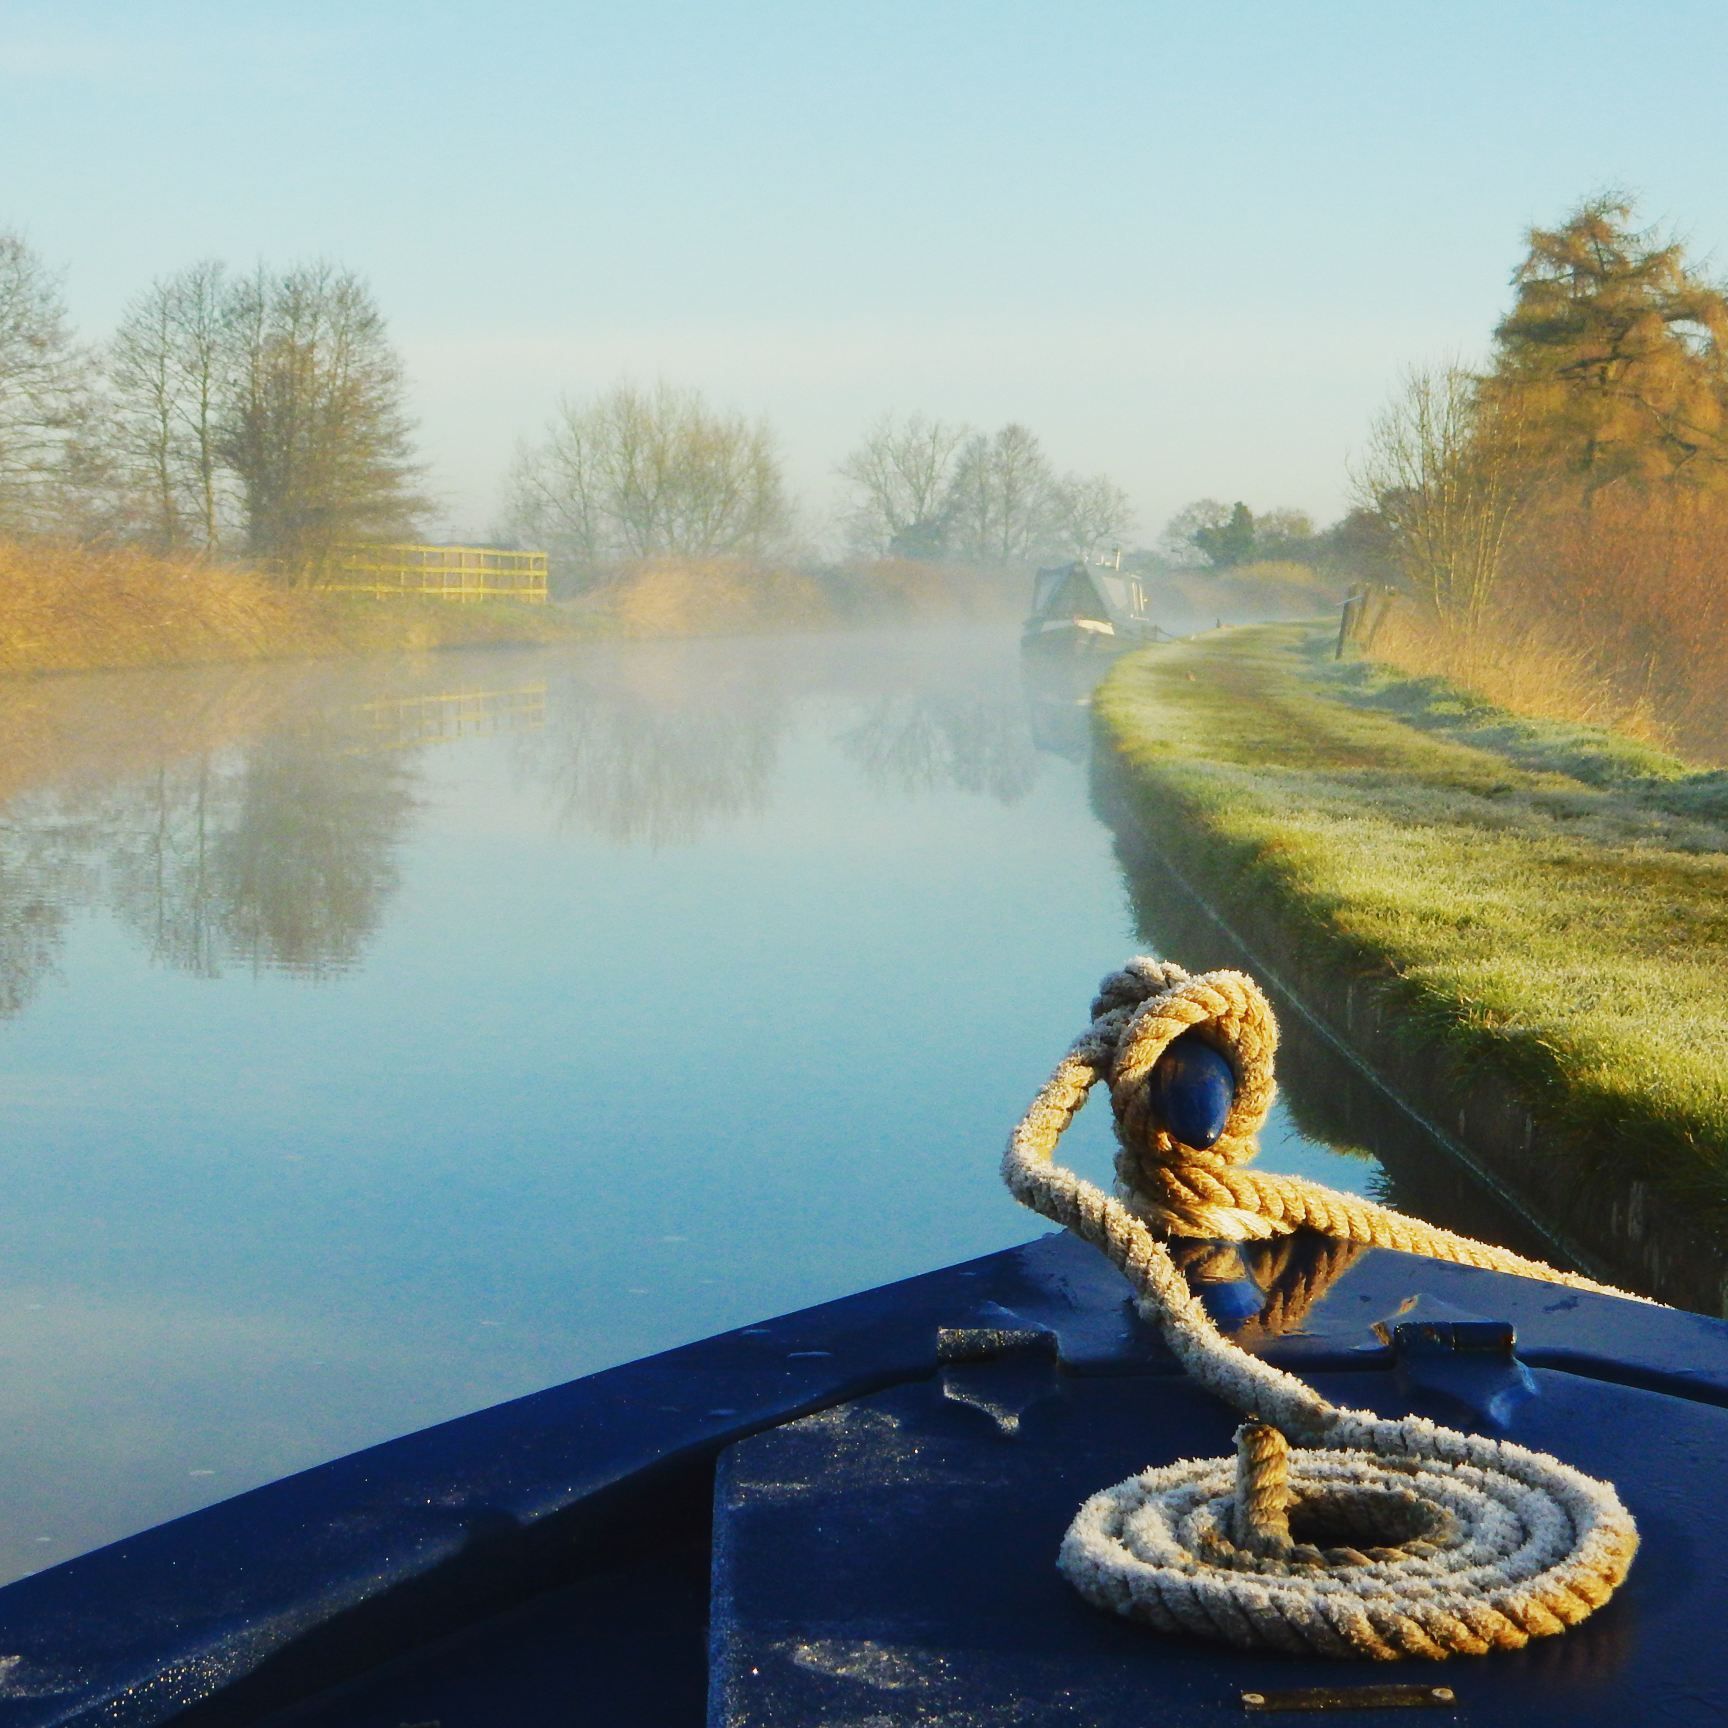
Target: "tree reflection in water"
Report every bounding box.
[103,760,227,978]
[0,664,546,1010]
[0,816,73,1017]
[526,650,787,847]
[528,635,1057,847]
[0,634,1081,1016]
[837,687,1038,803]
[539,700,784,848]
[205,729,417,977]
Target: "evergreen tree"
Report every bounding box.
[1156,499,1231,567]
[1194,501,1256,566]
[1490,195,1728,493]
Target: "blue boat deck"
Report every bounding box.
[2,1232,1726,1725]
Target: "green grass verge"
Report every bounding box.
[1095,623,1728,1229]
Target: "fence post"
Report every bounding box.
[1361,584,1396,651]
[1335,585,1363,659]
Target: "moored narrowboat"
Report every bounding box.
[1022,559,1168,654]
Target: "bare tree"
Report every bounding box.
[1355,364,1534,632]
[108,261,232,553]
[223,262,424,573]
[1050,472,1133,561]
[108,280,182,548]
[0,232,88,535]
[835,411,970,556]
[942,423,1059,565]
[505,381,790,577]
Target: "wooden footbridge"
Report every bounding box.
[320,544,549,604]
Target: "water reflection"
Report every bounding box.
[527,656,785,847]
[0,628,1498,1589]
[105,759,226,978]
[0,827,71,1017]
[838,688,1037,802]
[199,730,418,978]
[0,668,548,1005]
[355,684,547,752]
[524,636,1053,846]
[1020,652,1102,764]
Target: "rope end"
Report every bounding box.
[1231,1417,1293,1557]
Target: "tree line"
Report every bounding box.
[831,413,1133,565]
[3,225,1152,589]
[10,226,1370,596]
[500,393,1143,583]
[1143,193,1728,755]
[501,382,790,571]
[0,235,423,572]
[1152,498,1347,569]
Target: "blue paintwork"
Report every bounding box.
[0,1232,1723,1725]
[714,1361,1728,1726]
[1149,1034,1235,1148]
[1193,1273,1269,1331]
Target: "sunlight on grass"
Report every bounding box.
[1097,624,1728,1221]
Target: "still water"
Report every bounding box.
[2,628,1421,1583]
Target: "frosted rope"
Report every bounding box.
[1002,959,1640,1660]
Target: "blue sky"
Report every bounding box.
[6,1,1725,545]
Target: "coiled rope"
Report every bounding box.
[1002,958,1641,1661]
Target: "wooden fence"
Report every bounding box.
[1335,582,1398,658]
[319,544,549,604]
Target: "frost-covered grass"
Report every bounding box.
[1095,623,1728,1221]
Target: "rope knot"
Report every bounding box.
[1104,969,1280,1239]
[1004,955,1642,1660]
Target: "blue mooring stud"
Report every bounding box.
[1147,1035,1236,1149]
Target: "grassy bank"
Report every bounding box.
[0,540,581,678]
[1095,623,1728,1290]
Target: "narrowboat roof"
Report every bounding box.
[1029,560,1152,626]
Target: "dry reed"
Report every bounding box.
[599,556,833,637]
[1374,485,1728,764]
[1370,606,1675,751]
[0,538,573,678]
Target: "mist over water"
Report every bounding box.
[0,627,1402,1583]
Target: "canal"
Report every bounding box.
[0,627,1551,1584]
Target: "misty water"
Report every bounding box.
[0,627,1524,1585]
